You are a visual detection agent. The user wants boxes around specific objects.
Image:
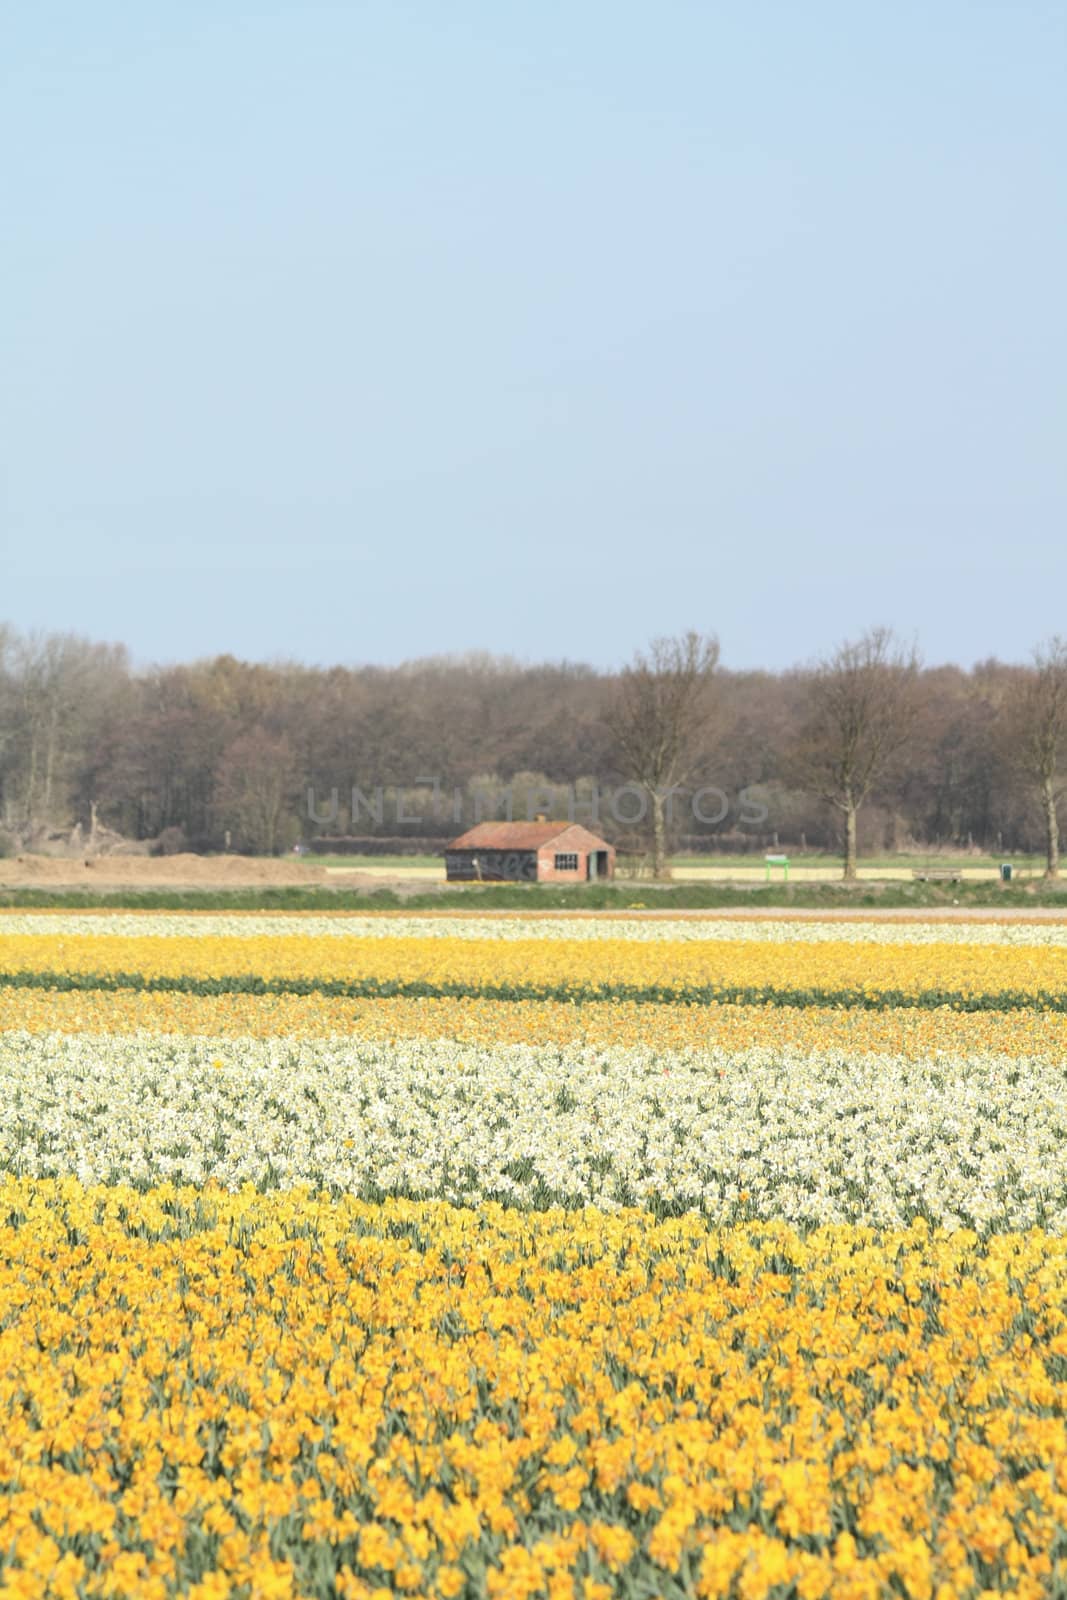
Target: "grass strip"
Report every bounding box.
[3,880,1067,911]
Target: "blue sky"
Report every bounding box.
[3,2,1064,671]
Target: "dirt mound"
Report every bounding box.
[0,852,340,889]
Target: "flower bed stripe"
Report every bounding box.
[9,986,1067,1057]
[4,1182,1067,1598]
[3,965,1066,1011]
[6,929,1066,1002]
[8,909,1067,945]
[6,1031,1067,1229]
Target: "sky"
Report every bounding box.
[2,1,1065,673]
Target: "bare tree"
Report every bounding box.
[606,631,719,878]
[7,615,1067,865]
[792,627,920,880]
[0,624,15,826]
[3,631,129,835]
[213,728,299,855]
[1006,637,1067,879]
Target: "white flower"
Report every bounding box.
[1,1029,1066,1232]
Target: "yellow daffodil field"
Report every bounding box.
[4,910,1067,1598]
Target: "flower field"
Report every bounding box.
[5,917,1067,1009]
[3,910,1067,1598]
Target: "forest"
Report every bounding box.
[0,621,1062,869]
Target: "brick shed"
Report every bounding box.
[445,822,615,883]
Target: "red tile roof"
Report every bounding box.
[447,821,603,851]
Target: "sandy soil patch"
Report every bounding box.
[0,853,378,891]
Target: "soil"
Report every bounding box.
[0,853,379,891]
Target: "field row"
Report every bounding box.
[2,1181,1067,1600]
[7,912,1067,945]
[8,987,1067,1057]
[5,1032,1067,1230]
[5,931,1067,1007]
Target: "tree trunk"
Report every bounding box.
[842,796,858,881]
[650,790,670,880]
[1043,776,1061,880]
[26,730,38,826]
[42,701,59,823]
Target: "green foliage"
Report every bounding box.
[2,878,1067,912]
[2,966,1064,1012]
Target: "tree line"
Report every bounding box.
[0,621,1064,878]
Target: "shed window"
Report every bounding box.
[554,852,579,871]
